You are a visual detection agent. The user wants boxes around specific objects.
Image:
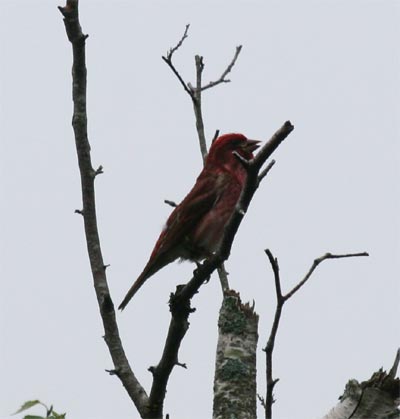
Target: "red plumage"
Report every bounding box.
[118,133,259,310]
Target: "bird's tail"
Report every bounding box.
[118,251,173,310]
[118,270,149,311]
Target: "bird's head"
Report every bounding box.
[206,133,260,168]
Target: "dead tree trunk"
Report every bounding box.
[322,350,400,419]
[213,290,259,419]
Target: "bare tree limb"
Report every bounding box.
[161,25,193,99]
[192,55,207,160]
[198,45,242,92]
[257,394,266,409]
[147,288,193,417]
[258,159,276,184]
[162,27,243,162]
[211,129,220,145]
[217,265,230,293]
[164,199,178,208]
[284,251,369,301]
[263,249,369,419]
[58,1,149,416]
[166,24,190,61]
[263,250,283,418]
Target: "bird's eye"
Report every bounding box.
[232,139,244,148]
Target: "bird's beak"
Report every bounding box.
[244,139,261,153]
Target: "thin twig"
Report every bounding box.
[193,55,207,160]
[264,249,283,419]
[162,30,243,162]
[211,129,220,145]
[161,25,193,99]
[217,265,230,293]
[162,55,194,99]
[258,160,276,184]
[257,394,266,409]
[284,252,369,301]
[199,45,243,92]
[167,24,190,60]
[164,199,178,208]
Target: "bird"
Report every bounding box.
[118,133,260,310]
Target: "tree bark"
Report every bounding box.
[213,290,259,419]
[322,350,400,419]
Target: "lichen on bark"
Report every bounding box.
[213,290,259,419]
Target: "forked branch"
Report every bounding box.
[198,45,243,92]
[263,249,369,419]
[162,25,242,161]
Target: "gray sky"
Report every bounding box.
[1,1,399,419]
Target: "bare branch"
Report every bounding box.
[284,251,369,301]
[175,361,187,369]
[264,249,284,419]
[164,199,178,208]
[263,249,369,419]
[258,159,276,183]
[93,164,104,177]
[166,24,190,60]
[233,150,251,169]
[264,249,283,301]
[59,1,149,416]
[252,121,294,171]
[257,394,266,409]
[162,32,243,161]
[193,55,207,160]
[199,45,243,92]
[162,55,194,99]
[147,287,193,416]
[217,264,230,293]
[162,26,193,99]
[211,129,220,145]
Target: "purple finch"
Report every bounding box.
[119,133,259,310]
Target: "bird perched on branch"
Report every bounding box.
[119,133,260,310]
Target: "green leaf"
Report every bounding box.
[23,416,45,419]
[13,401,41,415]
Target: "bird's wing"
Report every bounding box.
[151,169,231,258]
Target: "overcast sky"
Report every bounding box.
[1,1,399,419]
